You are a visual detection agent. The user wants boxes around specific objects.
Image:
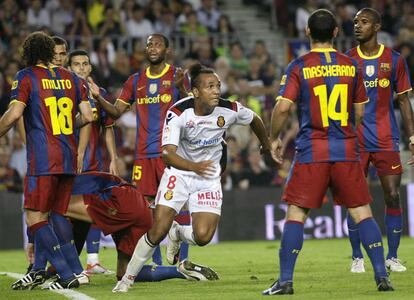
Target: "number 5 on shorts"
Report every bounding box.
[133,165,142,181]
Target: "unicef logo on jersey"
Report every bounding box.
[160,94,172,103]
[379,78,390,88]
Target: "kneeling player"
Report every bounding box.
[66,172,218,285]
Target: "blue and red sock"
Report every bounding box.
[279,221,304,283]
[385,207,403,259]
[347,212,363,259]
[358,217,387,279]
[86,225,101,254]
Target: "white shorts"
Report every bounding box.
[155,168,223,216]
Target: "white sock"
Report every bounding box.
[87,253,99,265]
[177,225,197,245]
[123,233,157,281]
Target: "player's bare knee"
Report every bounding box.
[148,224,169,245]
[193,228,214,246]
[385,190,400,208]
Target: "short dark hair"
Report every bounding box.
[308,9,337,43]
[189,63,215,89]
[22,31,55,66]
[147,33,169,48]
[358,7,381,25]
[51,36,68,50]
[68,49,90,66]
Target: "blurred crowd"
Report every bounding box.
[0,0,413,192]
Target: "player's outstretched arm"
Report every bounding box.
[76,101,94,128]
[88,77,128,119]
[398,93,414,164]
[249,113,274,165]
[0,102,25,138]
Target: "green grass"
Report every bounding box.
[1,238,414,299]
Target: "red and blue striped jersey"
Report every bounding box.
[10,65,88,175]
[277,48,368,163]
[346,45,412,152]
[117,64,185,159]
[81,87,115,172]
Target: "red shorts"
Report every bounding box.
[132,157,165,197]
[360,151,402,176]
[24,175,74,215]
[283,161,372,209]
[85,185,153,256]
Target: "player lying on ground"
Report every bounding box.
[11,171,218,290]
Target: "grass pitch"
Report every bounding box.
[1,238,414,299]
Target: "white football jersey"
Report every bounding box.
[162,97,254,177]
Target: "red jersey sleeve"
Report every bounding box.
[277,61,300,103]
[395,56,412,95]
[10,72,31,106]
[117,74,135,105]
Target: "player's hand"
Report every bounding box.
[109,158,119,176]
[260,147,276,167]
[174,67,185,90]
[77,154,84,174]
[408,143,414,165]
[26,242,34,264]
[87,76,100,99]
[270,138,284,164]
[192,160,217,178]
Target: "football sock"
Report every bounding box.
[135,265,185,281]
[86,225,101,254]
[123,233,157,281]
[358,217,387,278]
[50,212,84,275]
[71,219,91,255]
[87,253,99,266]
[177,225,197,245]
[32,231,48,271]
[385,207,403,259]
[279,221,304,283]
[347,212,363,258]
[175,210,191,261]
[152,246,163,265]
[30,221,74,281]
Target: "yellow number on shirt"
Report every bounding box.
[133,165,142,181]
[45,96,74,135]
[313,84,348,127]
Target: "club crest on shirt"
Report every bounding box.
[149,83,158,94]
[164,190,174,200]
[107,207,118,216]
[380,63,390,72]
[162,80,171,88]
[365,65,375,77]
[217,116,225,127]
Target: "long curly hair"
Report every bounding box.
[22,31,55,67]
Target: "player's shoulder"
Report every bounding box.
[169,96,194,116]
[217,98,238,112]
[345,47,358,57]
[15,67,32,79]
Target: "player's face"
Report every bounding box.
[194,73,221,108]
[53,44,68,67]
[69,55,91,79]
[145,35,167,65]
[353,12,379,42]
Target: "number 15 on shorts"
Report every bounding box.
[133,165,142,181]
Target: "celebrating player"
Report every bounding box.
[262,9,393,295]
[92,33,191,265]
[346,8,414,273]
[0,31,93,290]
[112,63,272,292]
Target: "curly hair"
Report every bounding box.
[22,31,55,67]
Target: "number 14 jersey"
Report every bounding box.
[277,48,368,163]
[10,65,88,176]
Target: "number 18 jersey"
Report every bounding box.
[10,65,88,176]
[277,48,368,163]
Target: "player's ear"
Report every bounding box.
[333,26,339,39]
[305,27,311,38]
[374,22,381,32]
[192,87,199,98]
